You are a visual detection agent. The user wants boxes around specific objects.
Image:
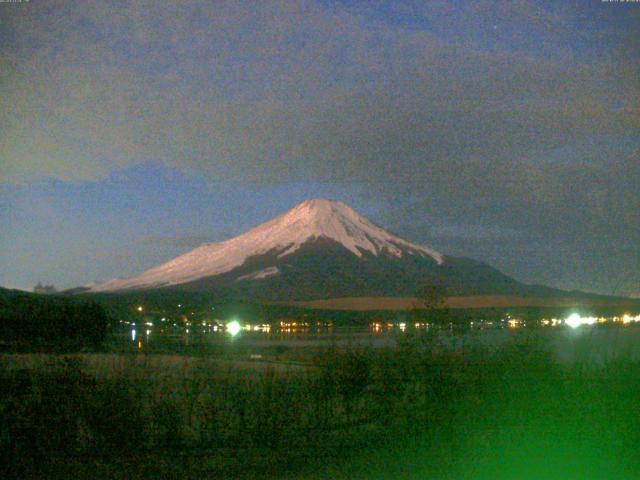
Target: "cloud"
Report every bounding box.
[1,0,637,184]
[1,0,638,294]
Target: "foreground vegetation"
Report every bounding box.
[0,288,109,350]
[1,330,639,479]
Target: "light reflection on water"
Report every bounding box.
[125,313,640,349]
[123,322,640,364]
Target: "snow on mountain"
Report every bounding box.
[236,266,280,281]
[91,199,443,292]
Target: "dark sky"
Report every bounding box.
[1,0,638,295]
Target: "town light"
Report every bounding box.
[565,313,582,329]
[227,320,241,336]
[565,313,597,328]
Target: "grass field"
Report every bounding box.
[2,330,640,479]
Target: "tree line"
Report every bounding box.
[0,290,109,350]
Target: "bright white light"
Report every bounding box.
[131,329,136,341]
[566,313,582,329]
[565,313,597,328]
[227,320,241,336]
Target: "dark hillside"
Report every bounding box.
[0,287,110,350]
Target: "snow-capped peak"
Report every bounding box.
[91,199,443,292]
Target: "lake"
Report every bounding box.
[115,322,640,364]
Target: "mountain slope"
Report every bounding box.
[90,198,570,301]
[92,199,443,292]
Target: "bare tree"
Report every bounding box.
[413,281,450,328]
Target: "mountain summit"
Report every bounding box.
[92,199,443,292]
[91,198,561,300]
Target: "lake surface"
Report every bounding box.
[118,324,640,364]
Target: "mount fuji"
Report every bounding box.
[89,199,561,300]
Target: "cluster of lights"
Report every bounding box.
[367,314,640,332]
[564,313,596,329]
[622,314,640,324]
[502,313,640,329]
[371,322,398,332]
[370,321,431,333]
[539,313,640,329]
[278,320,332,332]
[467,320,495,328]
[243,323,272,332]
[125,303,640,340]
[540,318,563,327]
[278,321,331,328]
[502,313,526,328]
